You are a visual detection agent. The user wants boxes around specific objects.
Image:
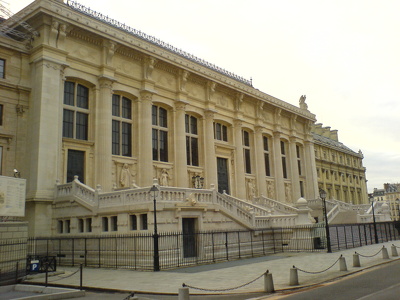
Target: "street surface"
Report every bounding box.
[266,259,400,300]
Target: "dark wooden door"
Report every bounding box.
[182,218,197,258]
[67,150,85,183]
[217,157,229,194]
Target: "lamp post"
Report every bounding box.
[370,196,379,244]
[150,184,160,271]
[320,189,332,253]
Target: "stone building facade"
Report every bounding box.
[1,0,368,236]
[313,124,368,204]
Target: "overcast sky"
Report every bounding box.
[9,0,400,192]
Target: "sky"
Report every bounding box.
[8,0,400,192]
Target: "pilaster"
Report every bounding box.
[204,109,217,188]
[138,90,154,187]
[289,137,301,202]
[174,100,188,187]
[304,140,319,199]
[254,126,266,197]
[272,131,285,202]
[95,76,114,191]
[234,119,246,199]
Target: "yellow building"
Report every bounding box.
[0,0,368,236]
[313,124,368,204]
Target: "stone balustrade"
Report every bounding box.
[55,181,314,229]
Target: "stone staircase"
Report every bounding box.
[55,178,304,229]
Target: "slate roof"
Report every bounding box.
[313,133,359,155]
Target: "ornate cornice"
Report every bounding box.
[30,0,316,121]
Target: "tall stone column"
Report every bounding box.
[174,101,188,187]
[138,90,154,187]
[289,137,301,202]
[360,175,368,204]
[254,126,266,197]
[204,110,217,188]
[27,58,65,200]
[25,58,67,236]
[95,77,114,191]
[272,132,285,202]
[234,119,246,199]
[304,140,319,199]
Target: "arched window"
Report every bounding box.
[243,130,251,174]
[112,94,132,156]
[185,114,199,166]
[63,81,89,140]
[263,136,271,176]
[213,122,228,142]
[281,140,287,179]
[152,105,168,162]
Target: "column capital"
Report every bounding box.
[273,131,281,139]
[140,89,156,102]
[175,100,188,111]
[98,75,116,90]
[255,125,264,134]
[204,109,216,120]
[234,118,243,128]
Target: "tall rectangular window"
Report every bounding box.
[263,136,271,176]
[243,130,251,174]
[0,146,2,175]
[63,81,89,140]
[213,122,228,141]
[86,218,92,232]
[281,141,287,179]
[111,216,118,231]
[102,217,109,232]
[296,145,302,176]
[0,59,5,78]
[112,95,132,156]
[78,219,84,233]
[130,215,137,230]
[141,214,148,230]
[185,115,199,166]
[67,149,85,183]
[0,104,3,125]
[152,105,168,162]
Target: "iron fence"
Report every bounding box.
[0,238,27,285]
[330,221,400,251]
[26,222,400,271]
[27,225,325,271]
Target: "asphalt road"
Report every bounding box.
[267,260,400,300]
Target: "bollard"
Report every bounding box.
[289,266,299,286]
[179,286,190,300]
[353,253,361,267]
[264,270,275,293]
[339,255,347,271]
[391,245,398,257]
[382,246,389,259]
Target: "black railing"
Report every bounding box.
[0,238,27,285]
[27,226,325,271]
[26,222,400,271]
[330,221,400,251]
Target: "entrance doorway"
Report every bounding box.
[182,218,197,258]
[217,157,229,194]
[67,150,85,183]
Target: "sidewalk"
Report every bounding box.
[25,242,400,295]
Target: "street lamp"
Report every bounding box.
[320,189,332,253]
[370,196,379,244]
[150,184,160,271]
